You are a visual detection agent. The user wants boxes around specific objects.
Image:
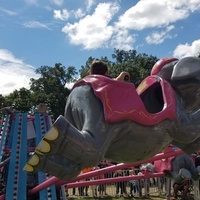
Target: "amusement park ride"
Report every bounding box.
[0,57,200,199]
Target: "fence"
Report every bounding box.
[62,169,199,200]
[65,176,167,198]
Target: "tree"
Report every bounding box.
[79,56,94,78]
[30,63,77,118]
[79,49,158,86]
[0,94,7,109]
[110,49,158,86]
[3,88,33,112]
[0,88,33,113]
[1,49,159,116]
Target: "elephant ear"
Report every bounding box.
[151,58,178,81]
[172,56,200,81]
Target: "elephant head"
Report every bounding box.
[151,57,200,153]
[151,57,200,113]
[24,56,200,181]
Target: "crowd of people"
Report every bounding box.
[64,159,167,198]
[63,158,198,200]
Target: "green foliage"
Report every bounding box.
[12,88,32,112]
[0,63,77,118]
[0,49,159,117]
[1,88,33,113]
[109,49,158,86]
[0,94,8,108]
[79,56,94,78]
[30,63,77,118]
[79,49,158,86]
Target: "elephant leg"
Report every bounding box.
[24,153,81,180]
[34,115,89,156]
[24,85,116,179]
[25,115,110,174]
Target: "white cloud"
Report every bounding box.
[72,8,85,19]
[110,29,136,50]
[0,7,17,16]
[62,2,120,49]
[60,0,200,50]
[116,0,200,30]
[86,0,95,12]
[0,49,39,96]
[170,0,200,12]
[54,9,70,20]
[173,39,200,58]
[145,25,175,44]
[54,8,85,21]
[51,0,64,6]
[65,82,74,89]
[23,21,51,30]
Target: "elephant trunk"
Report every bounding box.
[171,81,200,113]
[170,95,200,153]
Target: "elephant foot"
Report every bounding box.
[34,115,96,164]
[25,115,101,174]
[23,152,81,180]
[35,115,70,156]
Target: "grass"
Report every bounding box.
[67,195,169,200]
[67,195,194,200]
[66,191,195,200]
[65,183,195,200]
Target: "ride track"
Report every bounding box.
[28,149,183,195]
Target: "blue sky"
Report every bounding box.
[0,0,200,96]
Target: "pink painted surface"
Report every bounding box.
[28,149,183,195]
[154,157,175,172]
[151,58,178,75]
[65,172,164,189]
[74,74,176,125]
[154,146,179,172]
